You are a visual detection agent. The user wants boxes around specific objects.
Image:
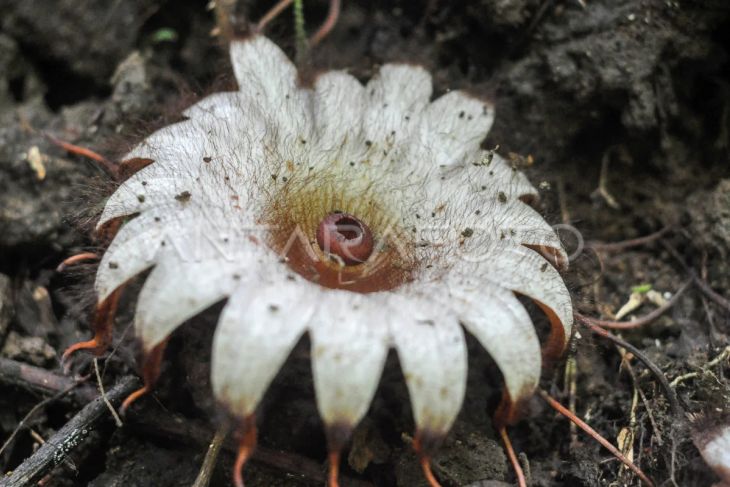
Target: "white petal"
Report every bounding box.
[229,36,311,152]
[212,278,317,417]
[497,200,564,257]
[123,120,208,165]
[95,210,170,301]
[182,91,246,121]
[696,424,730,484]
[470,244,573,348]
[134,250,247,352]
[312,71,366,151]
[98,173,196,227]
[309,291,389,428]
[98,163,248,228]
[363,64,432,148]
[441,151,538,203]
[415,91,494,167]
[387,292,467,436]
[449,282,541,403]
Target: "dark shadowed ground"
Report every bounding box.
[1,1,729,486]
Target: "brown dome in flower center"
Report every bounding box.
[316,212,374,265]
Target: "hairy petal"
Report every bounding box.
[95,209,174,301]
[388,292,467,436]
[211,278,316,417]
[134,250,247,352]
[230,36,311,155]
[469,244,573,348]
[449,281,541,403]
[414,92,494,167]
[312,71,366,152]
[363,64,432,150]
[309,291,389,428]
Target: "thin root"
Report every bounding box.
[578,317,681,417]
[310,0,340,46]
[499,427,527,487]
[44,133,117,177]
[256,0,294,32]
[539,389,654,487]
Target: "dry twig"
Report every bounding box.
[3,376,139,487]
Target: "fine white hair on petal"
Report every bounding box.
[449,281,541,403]
[229,36,312,155]
[473,244,573,345]
[134,251,247,352]
[415,91,495,167]
[387,292,467,436]
[309,291,390,428]
[95,209,172,301]
[211,278,317,417]
[438,151,538,203]
[182,91,246,120]
[123,121,211,167]
[312,71,366,153]
[362,64,433,149]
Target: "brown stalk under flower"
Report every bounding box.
[234,416,258,487]
[62,286,124,365]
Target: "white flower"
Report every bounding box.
[89,35,572,483]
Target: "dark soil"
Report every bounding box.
[1,1,729,486]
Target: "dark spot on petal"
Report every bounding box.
[461,228,474,237]
[541,263,548,272]
[203,156,212,163]
[365,140,373,147]
[108,261,119,269]
[459,111,465,118]
[175,191,192,202]
[498,191,507,203]
[269,304,279,312]
[137,195,145,203]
